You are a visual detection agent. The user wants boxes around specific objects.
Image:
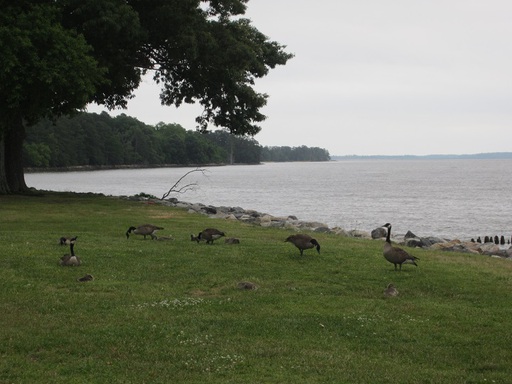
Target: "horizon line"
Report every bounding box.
[331,151,512,159]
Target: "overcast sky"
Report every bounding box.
[88,0,512,156]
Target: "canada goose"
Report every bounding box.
[225,237,240,244]
[382,223,418,271]
[59,236,77,245]
[193,228,226,244]
[126,224,163,240]
[284,234,321,256]
[383,283,399,297]
[60,240,81,266]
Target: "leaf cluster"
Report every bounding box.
[0,2,103,127]
[1,0,293,135]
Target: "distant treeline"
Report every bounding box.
[332,153,512,160]
[23,112,330,168]
[261,146,332,162]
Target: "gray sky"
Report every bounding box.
[88,0,512,156]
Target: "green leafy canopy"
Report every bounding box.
[0,2,104,127]
[1,0,292,135]
[0,0,292,193]
[131,0,293,135]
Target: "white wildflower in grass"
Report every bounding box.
[201,353,245,373]
[177,331,244,373]
[182,352,245,373]
[343,313,430,326]
[400,314,429,323]
[341,313,431,338]
[210,354,245,373]
[177,331,214,346]
[133,297,208,310]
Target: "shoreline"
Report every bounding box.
[23,163,234,173]
[123,194,512,259]
[26,159,511,251]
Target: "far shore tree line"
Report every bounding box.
[23,112,330,168]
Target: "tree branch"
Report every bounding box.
[161,168,209,200]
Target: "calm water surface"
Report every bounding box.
[26,159,512,240]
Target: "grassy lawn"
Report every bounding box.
[1,193,511,383]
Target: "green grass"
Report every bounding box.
[1,193,512,383]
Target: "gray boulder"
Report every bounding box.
[348,230,371,239]
[314,226,332,233]
[404,230,418,239]
[404,237,424,248]
[371,227,387,239]
[423,236,446,246]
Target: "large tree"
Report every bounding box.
[0,0,292,194]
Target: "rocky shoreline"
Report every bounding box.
[124,195,512,260]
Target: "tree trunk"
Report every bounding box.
[0,133,10,194]
[229,135,234,165]
[0,114,28,194]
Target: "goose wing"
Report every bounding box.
[139,224,163,231]
[392,246,419,264]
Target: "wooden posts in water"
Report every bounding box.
[478,235,509,245]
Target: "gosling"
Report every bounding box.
[285,234,321,256]
[383,283,399,297]
[78,274,94,282]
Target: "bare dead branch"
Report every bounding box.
[161,168,209,200]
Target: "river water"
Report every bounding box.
[25,159,512,240]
